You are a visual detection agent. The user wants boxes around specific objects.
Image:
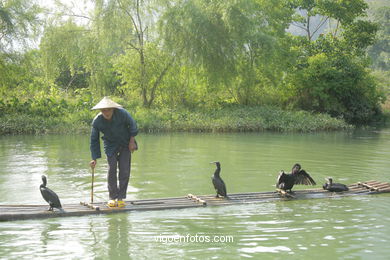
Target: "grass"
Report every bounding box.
[135,105,353,133]
[1,104,353,135]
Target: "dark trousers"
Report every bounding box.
[107,146,131,200]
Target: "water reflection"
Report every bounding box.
[106,214,131,260]
[40,222,61,249]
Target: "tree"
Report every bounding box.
[0,0,42,94]
[0,0,42,52]
[289,0,368,41]
[159,0,295,105]
[84,0,176,107]
[114,41,174,107]
[286,0,382,124]
[367,6,390,70]
[39,21,90,91]
[291,43,384,124]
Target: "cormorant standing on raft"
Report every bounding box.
[211,161,228,198]
[276,163,316,193]
[323,177,349,192]
[40,175,64,212]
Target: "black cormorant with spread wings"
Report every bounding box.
[276,163,316,192]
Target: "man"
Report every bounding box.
[89,96,138,207]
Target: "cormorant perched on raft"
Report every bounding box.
[323,177,349,192]
[210,161,228,198]
[276,163,316,193]
[40,175,64,212]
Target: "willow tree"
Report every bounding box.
[90,0,175,107]
[39,21,90,91]
[159,0,294,106]
[0,0,42,93]
[0,0,42,51]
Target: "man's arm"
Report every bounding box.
[90,126,101,166]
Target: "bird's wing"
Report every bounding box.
[220,179,227,196]
[212,176,218,189]
[40,188,52,204]
[276,171,286,187]
[222,186,227,196]
[212,177,227,196]
[294,169,316,185]
[45,187,62,207]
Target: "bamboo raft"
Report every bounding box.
[1,180,389,222]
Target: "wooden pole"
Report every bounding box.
[91,166,95,204]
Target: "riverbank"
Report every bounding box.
[0,104,353,135]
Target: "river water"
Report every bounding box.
[0,130,390,259]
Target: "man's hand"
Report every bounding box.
[129,136,137,153]
[90,160,97,169]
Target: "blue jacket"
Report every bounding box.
[90,108,138,160]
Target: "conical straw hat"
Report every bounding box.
[91,96,122,110]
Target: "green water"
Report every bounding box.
[1,131,390,259]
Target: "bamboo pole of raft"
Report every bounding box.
[80,202,100,211]
[91,166,95,204]
[276,189,295,198]
[186,194,207,205]
[378,188,390,193]
[370,182,390,188]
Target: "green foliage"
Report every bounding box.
[0,92,95,134]
[160,0,292,79]
[0,114,54,134]
[342,20,378,54]
[320,0,367,23]
[285,0,383,124]
[160,0,295,105]
[0,0,42,51]
[1,95,66,117]
[289,0,369,42]
[0,0,387,132]
[290,47,384,124]
[0,93,352,134]
[372,70,390,96]
[39,21,90,90]
[114,42,174,107]
[0,50,45,95]
[153,64,208,109]
[367,6,390,70]
[91,0,176,107]
[132,105,353,133]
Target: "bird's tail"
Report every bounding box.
[58,208,66,213]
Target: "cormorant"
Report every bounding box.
[40,175,64,212]
[210,161,228,198]
[276,163,316,192]
[323,177,349,192]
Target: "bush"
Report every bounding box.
[290,51,384,125]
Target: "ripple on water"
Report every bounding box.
[1,133,390,259]
[239,245,292,254]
